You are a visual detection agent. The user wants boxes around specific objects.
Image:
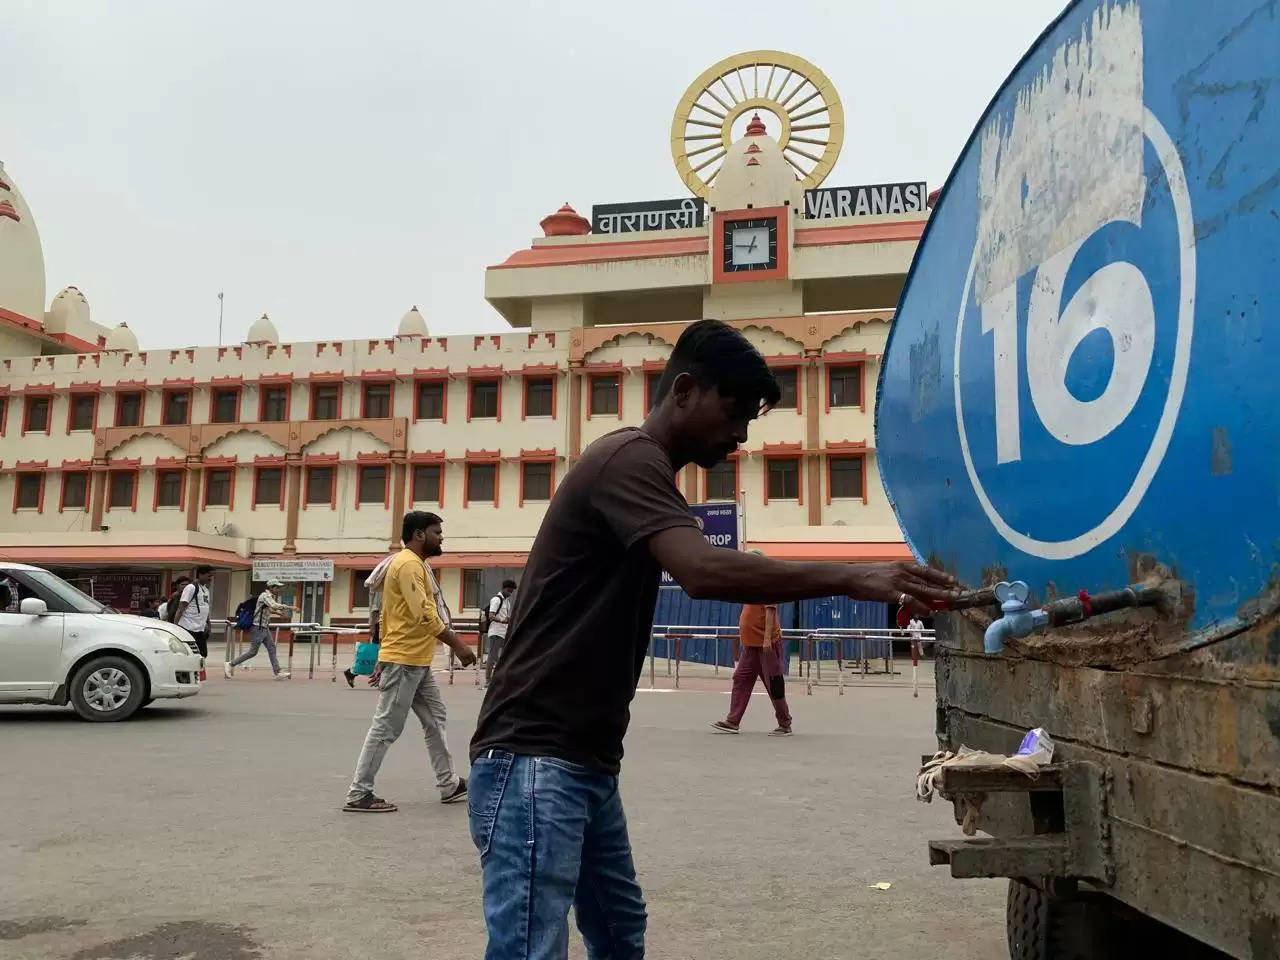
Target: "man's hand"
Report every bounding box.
[848,562,958,615]
[453,643,477,668]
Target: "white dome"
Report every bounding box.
[0,161,47,325]
[708,114,802,213]
[104,322,139,352]
[246,313,279,344]
[397,305,428,337]
[45,285,90,334]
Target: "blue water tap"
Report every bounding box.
[984,581,1048,654]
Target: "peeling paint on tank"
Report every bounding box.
[1211,426,1233,475]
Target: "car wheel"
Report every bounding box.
[69,656,146,722]
[1007,879,1118,960]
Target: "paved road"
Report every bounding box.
[2,664,1006,960]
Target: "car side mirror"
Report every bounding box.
[19,597,49,616]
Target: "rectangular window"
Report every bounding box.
[646,371,664,413]
[311,385,340,420]
[462,568,485,610]
[416,381,445,420]
[24,396,50,433]
[163,390,191,425]
[211,389,239,423]
[773,368,798,409]
[261,387,288,422]
[108,471,136,509]
[61,471,89,510]
[16,473,42,510]
[829,455,865,500]
[69,394,96,431]
[524,378,554,418]
[254,468,283,506]
[828,365,863,408]
[412,464,441,503]
[156,470,183,508]
[363,383,392,419]
[205,469,233,507]
[522,462,552,502]
[352,570,373,609]
[590,375,619,416]
[470,379,499,419]
[116,392,142,427]
[357,465,387,504]
[467,463,496,504]
[766,458,800,500]
[306,466,334,505]
[705,460,737,502]
[0,395,7,433]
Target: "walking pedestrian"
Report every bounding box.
[224,579,295,680]
[709,563,792,735]
[159,577,189,621]
[345,550,395,689]
[342,511,477,813]
[468,319,958,959]
[173,566,214,658]
[483,579,517,685]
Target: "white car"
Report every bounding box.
[0,562,202,721]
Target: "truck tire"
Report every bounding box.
[69,656,146,722]
[1007,879,1118,960]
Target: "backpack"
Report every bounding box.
[478,594,498,635]
[234,595,258,630]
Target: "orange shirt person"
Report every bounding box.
[710,594,792,736]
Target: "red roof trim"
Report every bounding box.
[51,332,102,353]
[516,362,562,376]
[793,219,926,248]
[154,457,186,468]
[252,454,287,466]
[357,369,399,381]
[763,353,805,367]
[408,450,446,464]
[581,360,625,375]
[15,459,49,470]
[308,371,345,383]
[22,382,55,394]
[162,377,195,388]
[303,453,340,465]
[490,235,708,270]
[203,456,239,468]
[68,380,102,393]
[61,458,93,469]
[823,350,878,364]
[257,373,295,386]
[113,379,148,390]
[465,365,503,378]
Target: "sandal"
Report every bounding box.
[343,795,397,813]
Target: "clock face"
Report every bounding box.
[723,217,778,272]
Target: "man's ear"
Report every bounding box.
[670,371,697,408]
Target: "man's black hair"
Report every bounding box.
[402,510,443,544]
[653,319,781,411]
[195,565,214,577]
[502,579,517,590]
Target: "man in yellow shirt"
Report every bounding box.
[344,511,477,812]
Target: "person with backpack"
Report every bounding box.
[173,567,215,658]
[159,576,190,622]
[224,579,295,679]
[482,580,517,686]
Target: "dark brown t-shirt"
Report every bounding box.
[470,428,697,774]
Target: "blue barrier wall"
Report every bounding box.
[651,589,889,666]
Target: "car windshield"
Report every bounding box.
[21,569,108,614]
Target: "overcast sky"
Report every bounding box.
[3,0,1065,348]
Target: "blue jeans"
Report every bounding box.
[469,751,646,959]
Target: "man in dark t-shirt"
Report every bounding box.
[469,319,958,960]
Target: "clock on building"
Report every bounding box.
[712,206,789,284]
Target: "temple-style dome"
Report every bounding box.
[708,113,803,212]
[0,161,47,325]
[104,322,139,352]
[246,313,280,344]
[45,285,90,335]
[397,305,428,337]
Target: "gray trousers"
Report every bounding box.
[485,633,505,683]
[347,663,457,802]
[229,625,279,673]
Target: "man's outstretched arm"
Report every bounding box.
[648,525,957,612]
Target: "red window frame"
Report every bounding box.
[463,459,500,507]
[13,471,45,512]
[0,393,8,436]
[303,462,338,509]
[765,358,804,414]
[642,369,665,415]
[466,378,502,422]
[22,394,52,435]
[361,381,394,419]
[355,463,389,508]
[210,386,242,424]
[114,391,144,427]
[587,374,622,420]
[702,457,740,503]
[106,470,140,512]
[203,467,236,510]
[258,385,292,422]
[251,466,286,510]
[518,458,556,506]
[309,382,343,420]
[59,471,90,512]
[762,455,803,505]
[521,376,557,420]
[825,362,866,413]
[153,468,186,510]
[410,461,444,505]
[826,452,869,505]
[162,389,192,425]
[414,377,448,422]
[66,391,99,433]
